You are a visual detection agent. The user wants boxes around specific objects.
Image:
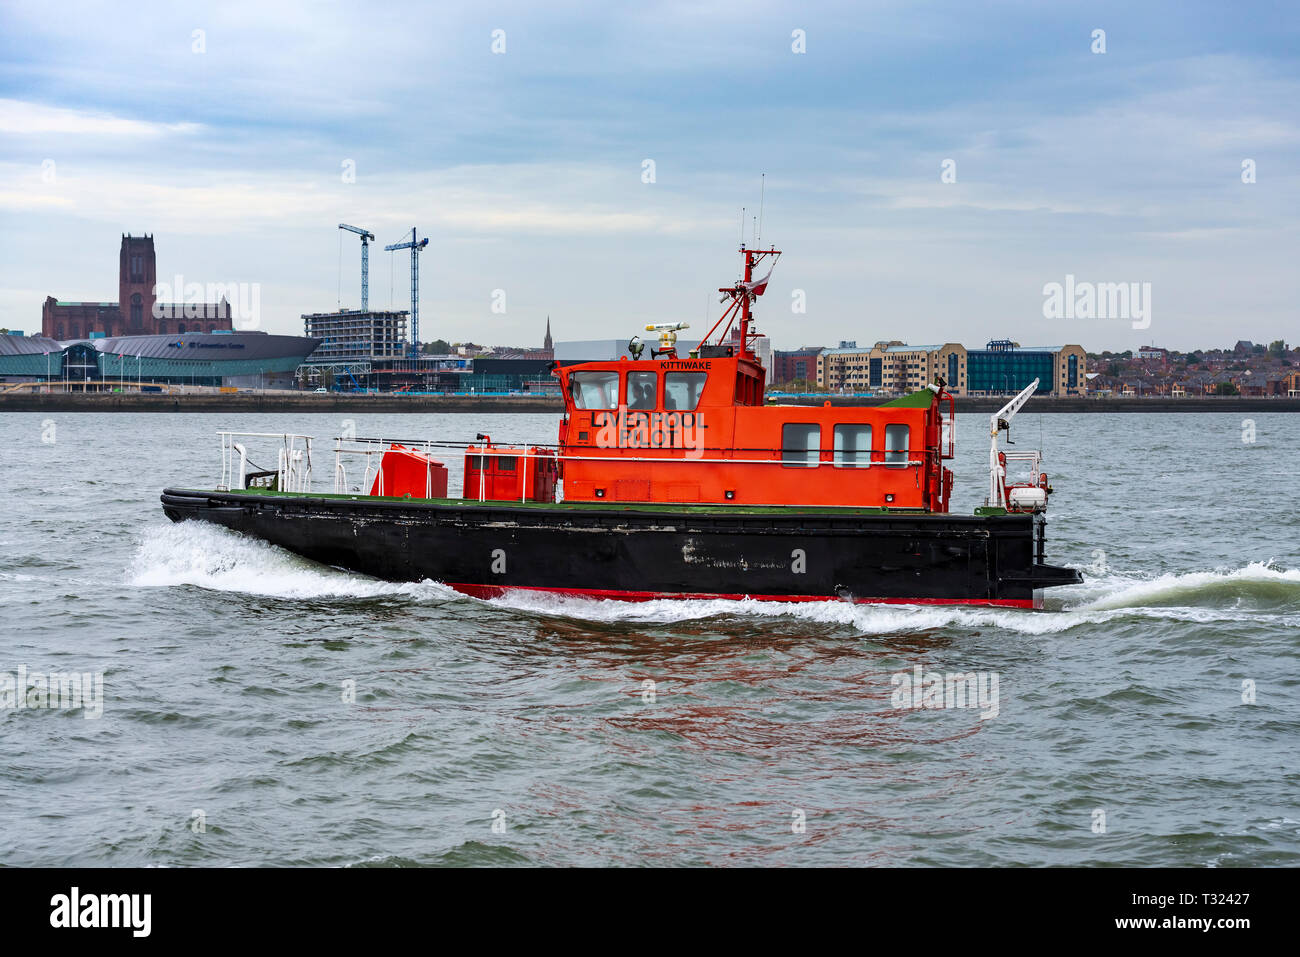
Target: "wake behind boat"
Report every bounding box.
[161,243,1082,608]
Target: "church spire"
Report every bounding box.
[544,315,553,352]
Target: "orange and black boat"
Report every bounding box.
[161,244,1082,608]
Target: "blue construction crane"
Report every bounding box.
[384,228,429,358]
[337,223,375,311]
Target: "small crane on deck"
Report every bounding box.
[384,228,429,358]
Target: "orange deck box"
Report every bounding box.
[463,446,558,502]
[369,444,448,499]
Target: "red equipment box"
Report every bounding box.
[463,445,558,502]
[369,444,448,499]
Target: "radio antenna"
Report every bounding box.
[758,173,765,243]
[739,206,745,246]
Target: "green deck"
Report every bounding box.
[210,487,1011,518]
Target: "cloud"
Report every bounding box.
[0,98,201,136]
[0,158,724,238]
[0,190,73,210]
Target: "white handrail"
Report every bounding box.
[233,442,247,490]
[218,431,934,502]
[218,432,314,493]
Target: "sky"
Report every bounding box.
[1,0,1297,352]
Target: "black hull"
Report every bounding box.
[159,489,1082,608]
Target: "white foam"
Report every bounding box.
[493,589,1064,633]
[486,587,1250,635]
[484,562,1300,633]
[129,522,458,601]
[1076,561,1300,611]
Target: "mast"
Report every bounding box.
[703,244,780,357]
[738,245,754,357]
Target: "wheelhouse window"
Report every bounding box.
[884,424,910,468]
[626,370,658,410]
[782,423,820,467]
[833,424,871,468]
[664,372,707,411]
[570,371,620,410]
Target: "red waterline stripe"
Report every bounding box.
[446,582,1034,609]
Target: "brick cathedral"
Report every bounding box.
[42,235,233,340]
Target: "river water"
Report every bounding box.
[1,411,1297,866]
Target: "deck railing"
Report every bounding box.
[214,431,929,501]
[217,432,313,493]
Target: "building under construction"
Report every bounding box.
[299,308,469,391]
[302,309,409,360]
[301,223,559,393]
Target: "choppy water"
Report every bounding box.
[1,411,1297,866]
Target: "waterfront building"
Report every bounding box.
[42,235,233,338]
[817,341,952,394]
[771,347,824,387]
[0,331,320,390]
[816,339,1086,397]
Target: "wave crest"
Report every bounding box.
[130,522,456,601]
[1078,562,1300,612]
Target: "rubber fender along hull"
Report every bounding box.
[159,488,1083,608]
